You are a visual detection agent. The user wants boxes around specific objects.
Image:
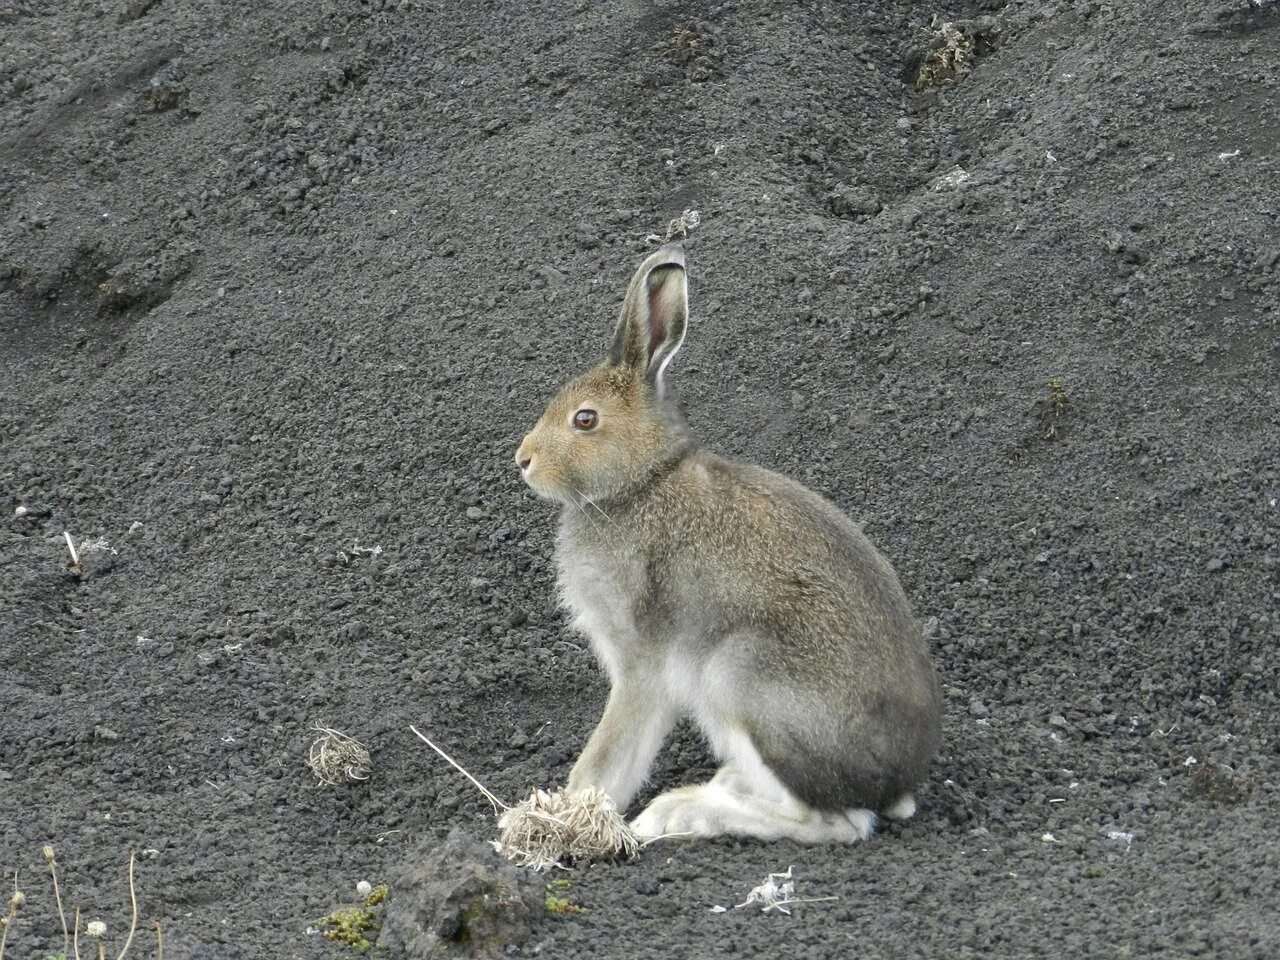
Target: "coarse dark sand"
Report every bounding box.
[2,1,1278,957]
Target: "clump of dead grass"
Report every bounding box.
[498,788,639,871]
[665,208,700,241]
[307,725,372,786]
[409,726,639,871]
[916,16,974,90]
[1041,378,1070,440]
[1185,763,1250,805]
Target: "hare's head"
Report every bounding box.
[515,245,692,506]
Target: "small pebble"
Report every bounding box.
[356,880,373,898]
[634,876,661,895]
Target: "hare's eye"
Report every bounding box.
[573,409,599,431]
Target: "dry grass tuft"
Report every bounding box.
[497,788,639,872]
[307,725,372,786]
[665,208,700,241]
[916,16,974,90]
[409,726,639,871]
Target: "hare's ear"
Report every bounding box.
[609,244,688,397]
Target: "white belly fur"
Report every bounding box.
[556,542,639,684]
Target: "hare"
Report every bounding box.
[514,245,941,843]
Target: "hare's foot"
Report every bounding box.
[883,793,917,821]
[632,780,875,844]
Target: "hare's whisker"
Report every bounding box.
[570,492,602,536]
[581,495,613,525]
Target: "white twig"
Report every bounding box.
[115,851,137,960]
[730,866,839,915]
[409,726,508,814]
[63,531,81,569]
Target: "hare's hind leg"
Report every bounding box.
[631,731,876,843]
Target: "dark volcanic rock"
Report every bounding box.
[378,831,542,959]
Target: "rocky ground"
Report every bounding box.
[2,0,1278,957]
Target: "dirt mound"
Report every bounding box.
[2,1,1277,958]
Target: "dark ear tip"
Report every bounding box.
[652,243,686,269]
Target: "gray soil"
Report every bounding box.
[2,0,1278,957]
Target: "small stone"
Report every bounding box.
[196,651,217,668]
[1205,557,1226,572]
[94,726,120,742]
[968,699,990,719]
[466,506,484,521]
[1048,713,1071,729]
[356,880,373,898]
[931,166,971,191]
[634,876,661,895]
[828,185,883,218]
[134,636,158,653]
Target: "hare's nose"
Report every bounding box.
[515,437,534,471]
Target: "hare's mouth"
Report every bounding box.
[520,470,562,502]
[524,473,591,509]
